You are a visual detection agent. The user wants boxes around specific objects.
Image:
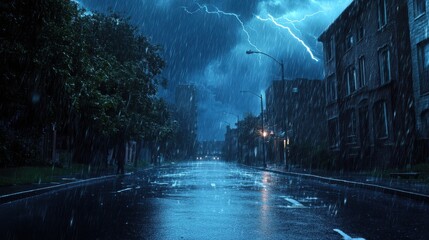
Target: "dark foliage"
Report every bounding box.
[0,0,174,166]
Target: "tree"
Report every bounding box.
[0,0,172,167]
[237,114,260,165]
[0,0,84,165]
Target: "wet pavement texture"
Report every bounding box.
[0,161,428,240]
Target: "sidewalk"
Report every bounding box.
[0,163,162,205]
[0,167,128,205]
[257,165,429,203]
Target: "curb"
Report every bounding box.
[254,167,429,203]
[0,163,162,205]
[0,174,118,205]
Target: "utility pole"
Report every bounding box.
[246,50,284,168]
[240,90,267,168]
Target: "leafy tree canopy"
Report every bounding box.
[0,0,172,165]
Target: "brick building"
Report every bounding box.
[265,79,326,166]
[318,0,415,169]
[222,126,238,161]
[407,0,429,162]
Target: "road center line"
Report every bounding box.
[284,197,304,207]
[333,229,366,240]
[116,188,133,193]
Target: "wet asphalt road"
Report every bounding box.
[0,161,428,240]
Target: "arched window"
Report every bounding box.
[378,0,387,28]
[345,65,357,95]
[418,40,429,94]
[374,101,389,139]
[414,0,426,18]
[421,110,429,138]
[378,47,391,85]
[345,109,357,143]
[328,117,339,148]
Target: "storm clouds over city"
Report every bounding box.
[80,0,352,140]
[3,1,429,239]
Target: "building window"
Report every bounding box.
[328,118,339,147]
[345,33,354,50]
[378,0,387,28]
[358,104,369,145]
[422,110,429,138]
[345,65,357,95]
[357,25,364,42]
[374,101,389,139]
[327,74,337,103]
[415,0,426,18]
[378,47,391,85]
[346,110,357,142]
[418,40,429,94]
[358,56,367,87]
[326,37,334,61]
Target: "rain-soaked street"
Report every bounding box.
[0,161,428,240]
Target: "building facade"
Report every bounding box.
[222,126,238,161]
[318,0,415,169]
[265,80,285,165]
[265,79,326,166]
[407,0,429,162]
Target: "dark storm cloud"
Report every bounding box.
[80,0,352,140]
[81,0,247,78]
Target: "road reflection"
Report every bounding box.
[259,171,270,235]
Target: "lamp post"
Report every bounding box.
[246,50,287,168]
[246,50,284,82]
[224,112,241,163]
[240,90,267,168]
[223,121,232,161]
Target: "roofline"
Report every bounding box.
[318,0,356,42]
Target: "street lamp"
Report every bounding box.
[240,90,267,168]
[246,50,284,82]
[246,50,287,168]
[224,112,241,163]
[222,121,233,161]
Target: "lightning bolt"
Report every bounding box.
[277,11,325,36]
[256,14,319,62]
[183,2,321,62]
[182,3,261,52]
[281,11,325,23]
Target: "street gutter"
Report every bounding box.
[253,167,429,203]
[0,174,118,205]
[0,163,167,205]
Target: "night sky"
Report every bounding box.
[78,0,352,141]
